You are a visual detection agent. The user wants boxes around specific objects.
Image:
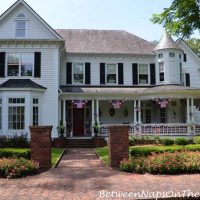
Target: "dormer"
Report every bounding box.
[154,32,183,85]
[14,12,28,38]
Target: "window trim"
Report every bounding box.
[32,97,39,126]
[72,62,85,85]
[105,63,118,85]
[159,62,165,82]
[8,97,25,131]
[14,13,28,39]
[6,53,34,77]
[138,63,150,85]
[169,52,175,57]
[0,98,2,130]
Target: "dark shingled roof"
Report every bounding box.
[56,29,155,55]
[0,79,46,90]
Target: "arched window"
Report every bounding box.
[15,13,28,38]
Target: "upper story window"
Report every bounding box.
[106,64,117,84]
[159,62,165,82]
[183,53,187,62]
[180,63,183,83]
[33,98,39,126]
[15,13,28,38]
[179,54,182,59]
[7,53,33,77]
[72,63,84,84]
[169,52,175,57]
[138,64,149,84]
[158,53,163,58]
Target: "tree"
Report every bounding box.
[151,0,200,38]
[185,38,200,57]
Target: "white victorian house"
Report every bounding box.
[0,0,200,139]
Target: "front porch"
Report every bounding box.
[60,86,200,138]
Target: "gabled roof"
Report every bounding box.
[0,79,46,90]
[0,0,63,40]
[56,29,155,55]
[154,32,182,51]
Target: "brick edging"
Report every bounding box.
[52,149,66,168]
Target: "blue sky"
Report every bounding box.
[0,0,199,41]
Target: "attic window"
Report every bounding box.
[15,13,28,38]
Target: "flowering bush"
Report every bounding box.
[120,151,200,174]
[0,158,39,178]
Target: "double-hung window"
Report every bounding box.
[73,63,84,84]
[0,99,2,130]
[15,13,27,38]
[159,62,165,82]
[106,64,117,84]
[33,98,39,126]
[138,64,149,84]
[8,98,25,130]
[7,53,33,77]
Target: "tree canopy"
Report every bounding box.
[151,0,200,38]
[185,38,200,57]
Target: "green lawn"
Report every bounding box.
[51,148,65,167]
[95,145,200,166]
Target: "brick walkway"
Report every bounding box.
[0,148,200,200]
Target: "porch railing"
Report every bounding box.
[99,123,199,137]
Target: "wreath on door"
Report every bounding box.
[109,108,115,117]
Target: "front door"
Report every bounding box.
[73,108,84,136]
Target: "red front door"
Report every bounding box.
[73,108,84,136]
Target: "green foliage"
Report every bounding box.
[161,138,174,146]
[0,158,39,178]
[0,148,31,159]
[129,136,136,146]
[120,151,200,174]
[95,147,109,165]
[51,148,65,167]
[174,137,188,145]
[130,144,200,157]
[193,136,200,144]
[0,134,29,148]
[151,0,200,38]
[185,38,200,57]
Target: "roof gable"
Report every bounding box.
[0,0,62,40]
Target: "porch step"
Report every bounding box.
[66,139,94,148]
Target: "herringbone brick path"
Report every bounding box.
[0,148,199,200]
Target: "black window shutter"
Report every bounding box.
[132,63,138,85]
[0,52,6,78]
[150,63,156,85]
[85,62,91,84]
[100,63,105,84]
[34,52,41,78]
[66,62,72,84]
[185,73,190,86]
[118,63,124,84]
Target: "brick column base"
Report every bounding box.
[30,126,52,170]
[109,125,129,168]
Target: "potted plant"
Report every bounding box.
[57,121,66,138]
[93,121,101,137]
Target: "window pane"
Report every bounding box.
[74,63,83,73]
[139,74,148,84]
[16,21,25,29]
[107,74,116,83]
[139,64,148,74]
[8,54,19,65]
[107,64,116,74]
[8,65,19,76]
[73,63,84,83]
[169,52,175,57]
[16,30,25,37]
[160,72,165,82]
[159,62,164,72]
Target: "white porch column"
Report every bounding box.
[186,98,190,123]
[138,100,141,124]
[96,100,100,123]
[63,100,66,125]
[134,100,137,124]
[191,98,195,122]
[91,100,95,136]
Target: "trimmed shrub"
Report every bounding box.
[193,136,200,144]
[175,137,188,145]
[120,151,200,174]
[120,159,135,173]
[130,144,200,157]
[0,158,39,178]
[129,136,136,146]
[0,149,31,159]
[161,138,174,146]
[0,134,29,148]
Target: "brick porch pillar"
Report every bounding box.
[30,126,52,170]
[109,125,129,168]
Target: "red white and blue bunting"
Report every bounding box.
[72,100,88,108]
[155,99,171,108]
[109,100,124,109]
